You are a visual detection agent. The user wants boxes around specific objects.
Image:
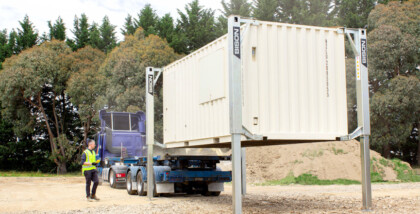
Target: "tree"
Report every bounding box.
[277,0,337,26]
[16,15,38,52]
[0,40,76,174]
[69,14,90,51]
[6,30,19,56]
[218,0,253,33]
[336,0,375,28]
[48,17,66,41]
[367,1,420,162]
[67,46,106,145]
[88,22,101,50]
[371,76,420,160]
[176,0,218,53]
[99,16,117,53]
[100,28,179,142]
[0,30,7,69]
[156,13,175,44]
[221,0,253,17]
[121,14,137,36]
[136,4,158,36]
[253,0,278,21]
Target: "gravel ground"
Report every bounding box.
[1,177,419,214]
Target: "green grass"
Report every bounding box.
[302,149,324,159]
[390,159,420,182]
[258,173,360,186]
[331,147,346,155]
[370,171,384,182]
[0,171,82,177]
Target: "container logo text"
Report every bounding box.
[233,26,240,59]
[148,74,153,95]
[361,39,367,67]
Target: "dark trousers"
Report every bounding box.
[84,169,99,197]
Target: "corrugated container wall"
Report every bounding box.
[163,21,348,148]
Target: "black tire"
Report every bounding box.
[126,171,137,195]
[137,171,146,196]
[211,191,221,196]
[109,169,117,188]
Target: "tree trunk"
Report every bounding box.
[383,142,391,159]
[57,162,67,175]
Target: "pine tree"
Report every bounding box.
[175,0,217,53]
[253,0,278,21]
[0,30,7,69]
[48,17,66,41]
[121,14,137,36]
[16,15,38,52]
[136,4,158,36]
[89,22,101,50]
[221,0,253,17]
[156,13,175,43]
[6,30,18,56]
[70,14,90,51]
[336,0,375,28]
[218,0,253,34]
[277,0,337,26]
[99,16,117,53]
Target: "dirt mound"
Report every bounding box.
[220,140,401,183]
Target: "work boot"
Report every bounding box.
[86,196,93,202]
[91,195,100,201]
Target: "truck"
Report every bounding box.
[95,110,232,196]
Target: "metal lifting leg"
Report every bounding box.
[145,67,155,200]
[241,148,246,195]
[228,15,243,214]
[344,28,372,210]
[360,136,372,210]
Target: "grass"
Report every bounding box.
[331,147,346,155]
[390,159,420,182]
[258,172,360,186]
[0,171,82,177]
[301,149,324,160]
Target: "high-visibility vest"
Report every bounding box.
[82,149,96,174]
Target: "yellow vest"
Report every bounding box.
[82,149,96,174]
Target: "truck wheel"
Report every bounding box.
[126,171,137,195]
[137,171,146,196]
[109,169,117,188]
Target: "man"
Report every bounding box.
[81,139,100,202]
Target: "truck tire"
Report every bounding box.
[109,169,117,188]
[126,171,137,195]
[137,171,146,196]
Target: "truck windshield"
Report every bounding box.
[102,113,139,131]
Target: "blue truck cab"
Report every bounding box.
[96,110,146,188]
[95,110,232,196]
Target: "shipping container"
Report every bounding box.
[163,21,348,148]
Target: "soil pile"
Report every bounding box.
[220,140,402,183]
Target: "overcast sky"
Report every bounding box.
[0,0,223,41]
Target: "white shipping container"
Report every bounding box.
[163,21,348,148]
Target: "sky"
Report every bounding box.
[0,0,223,41]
